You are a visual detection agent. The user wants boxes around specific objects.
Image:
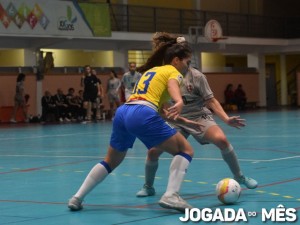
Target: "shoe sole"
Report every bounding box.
[68,204,83,211]
[158,201,187,213]
[136,193,155,197]
[246,184,258,189]
[136,192,155,197]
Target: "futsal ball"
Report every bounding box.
[216,178,241,204]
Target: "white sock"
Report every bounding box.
[221,144,243,178]
[144,160,159,187]
[74,163,109,200]
[164,154,191,197]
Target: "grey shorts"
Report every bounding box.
[14,94,25,105]
[108,92,120,103]
[172,113,217,145]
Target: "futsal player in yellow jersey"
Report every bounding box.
[68,34,194,213]
[128,64,183,109]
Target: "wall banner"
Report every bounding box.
[0,0,99,38]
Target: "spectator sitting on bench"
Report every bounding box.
[224,83,236,105]
[41,91,58,123]
[234,84,247,110]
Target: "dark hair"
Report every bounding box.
[111,70,118,78]
[17,73,26,82]
[225,83,233,91]
[164,43,191,64]
[137,32,191,74]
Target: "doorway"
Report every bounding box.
[265,63,278,108]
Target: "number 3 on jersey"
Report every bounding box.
[132,72,155,94]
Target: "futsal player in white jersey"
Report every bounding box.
[136,67,258,197]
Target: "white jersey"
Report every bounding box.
[171,67,217,144]
[180,67,214,119]
[107,78,121,95]
[121,71,142,91]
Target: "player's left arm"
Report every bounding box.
[160,104,204,132]
[206,97,246,129]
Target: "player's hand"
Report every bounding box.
[177,116,205,132]
[227,116,246,129]
[166,101,183,120]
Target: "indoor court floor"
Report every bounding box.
[0,109,299,225]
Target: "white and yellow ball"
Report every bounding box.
[216,178,241,204]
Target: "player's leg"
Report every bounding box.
[126,106,193,212]
[68,105,135,211]
[136,128,189,197]
[202,125,258,189]
[68,146,127,211]
[136,148,162,197]
[10,100,19,122]
[155,132,194,212]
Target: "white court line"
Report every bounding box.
[0,154,299,163]
[251,155,300,163]
[226,135,300,138]
[0,132,110,141]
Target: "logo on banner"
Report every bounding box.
[0,2,49,29]
[58,6,77,31]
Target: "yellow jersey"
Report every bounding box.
[128,65,183,109]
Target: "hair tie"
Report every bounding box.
[176,36,186,43]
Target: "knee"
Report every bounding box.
[147,148,161,161]
[182,142,194,157]
[214,136,229,150]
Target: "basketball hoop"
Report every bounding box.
[211,37,228,42]
[204,20,227,43]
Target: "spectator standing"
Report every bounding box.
[106,70,121,119]
[81,65,101,122]
[10,73,28,123]
[121,62,142,100]
[91,69,104,121]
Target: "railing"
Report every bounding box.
[0,66,124,75]
[287,63,300,105]
[108,4,300,38]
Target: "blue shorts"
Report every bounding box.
[110,104,177,151]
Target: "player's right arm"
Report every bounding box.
[166,79,183,120]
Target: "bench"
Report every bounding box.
[245,101,258,109]
[0,106,29,123]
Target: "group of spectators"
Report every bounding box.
[41,88,85,123]
[224,83,247,110]
[41,65,105,123]
[41,63,142,124]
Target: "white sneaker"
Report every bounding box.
[10,119,17,123]
[68,196,83,211]
[136,184,155,197]
[158,193,193,213]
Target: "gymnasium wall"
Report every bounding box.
[0,72,259,118]
[297,72,300,106]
